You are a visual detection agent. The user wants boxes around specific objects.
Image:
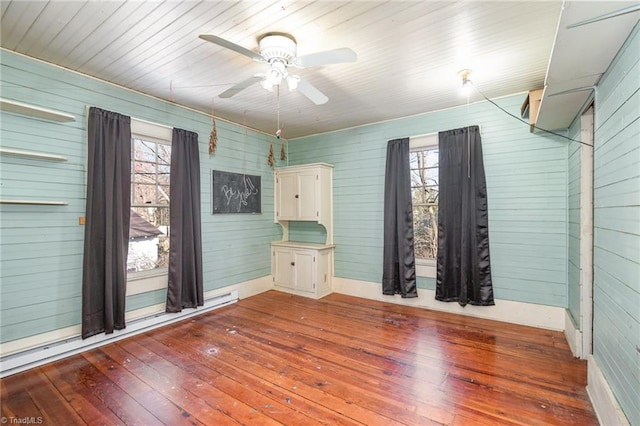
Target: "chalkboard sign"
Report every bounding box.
[211,170,261,214]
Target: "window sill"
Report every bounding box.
[128,267,168,281]
[416,259,436,278]
[127,268,168,296]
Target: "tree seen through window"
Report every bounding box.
[410,147,439,260]
[128,138,171,273]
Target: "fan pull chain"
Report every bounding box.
[276,85,286,160]
[276,85,282,139]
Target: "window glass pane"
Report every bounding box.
[133,183,156,204]
[426,149,439,164]
[426,168,438,185]
[425,186,439,204]
[127,206,170,273]
[410,168,425,185]
[409,152,419,168]
[410,145,439,261]
[129,137,171,274]
[157,144,171,165]
[133,139,156,161]
[157,164,170,185]
[413,204,438,260]
[133,161,156,184]
[412,187,427,204]
[158,185,170,204]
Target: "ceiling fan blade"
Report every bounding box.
[294,48,357,68]
[566,4,640,29]
[199,34,264,62]
[219,75,264,98]
[296,78,328,105]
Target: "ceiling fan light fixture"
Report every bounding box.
[261,61,288,91]
[260,78,275,92]
[286,75,300,91]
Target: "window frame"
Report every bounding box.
[410,133,439,278]
[127,119,172,287]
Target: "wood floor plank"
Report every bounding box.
[107,338,287,425]
[209,307,456,424]
[147,319,407,425]
[122,332,361,425]
[84,348,207,426]
[1,369,48,421]
[24,369,87,425]
[240,294,580,398]
[230,302,592,418]
[0,291,598,425]
[98,342,230,425]
[41,360,126,426]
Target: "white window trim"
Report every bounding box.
[410,132,438,151]
[127,118,172,291]
[131,117,172,144]
[410,132,438,278]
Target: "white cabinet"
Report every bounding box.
[272,242,333,299]
[275,169,317,220]
[275,163,333,244]
[273,163,334,299]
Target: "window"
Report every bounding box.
[128,132,171,275]
[410,134,439,275]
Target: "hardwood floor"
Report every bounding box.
[1,291,597,425]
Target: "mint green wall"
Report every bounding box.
[591,24,640,425]
[0,50,282,344]
[567,118,582,326]
[288,95,569,307]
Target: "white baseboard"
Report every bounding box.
[587,355,630,426]
[0,276,274,377]
[332,277,565,330]
[564,309,583,358]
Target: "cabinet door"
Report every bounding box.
[296,171,317,220]
[273,247,294,289]
[276,172,297,220]
[292,250,315,292]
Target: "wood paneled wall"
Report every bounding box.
[288,94,569,307]
[0,50,282,346]
[591,23,640,425]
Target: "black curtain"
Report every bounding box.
[166,128,204,312]
[82,107,131,339]
[382,138,418,298]
[436,126,494,306]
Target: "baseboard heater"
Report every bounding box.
[0,290,238,378]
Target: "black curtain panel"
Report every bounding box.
[166,128,204,312]
[82,107,131,339]
[382,138,418,298]
[436,126,494,306]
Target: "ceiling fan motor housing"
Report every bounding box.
[258,32,297,63]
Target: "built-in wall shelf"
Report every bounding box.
[0,199,68,206]
[0,148,68,162]
[0,98,76,122]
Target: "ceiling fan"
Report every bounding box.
[199,32,357,105]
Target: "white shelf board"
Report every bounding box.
[0,199,68,206]
[0,148,68,162]
[0,98,75,122]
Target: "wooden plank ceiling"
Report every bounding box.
[1,1,565,138]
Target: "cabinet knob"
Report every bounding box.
[294,194,299,198]
[291,262,295,266]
